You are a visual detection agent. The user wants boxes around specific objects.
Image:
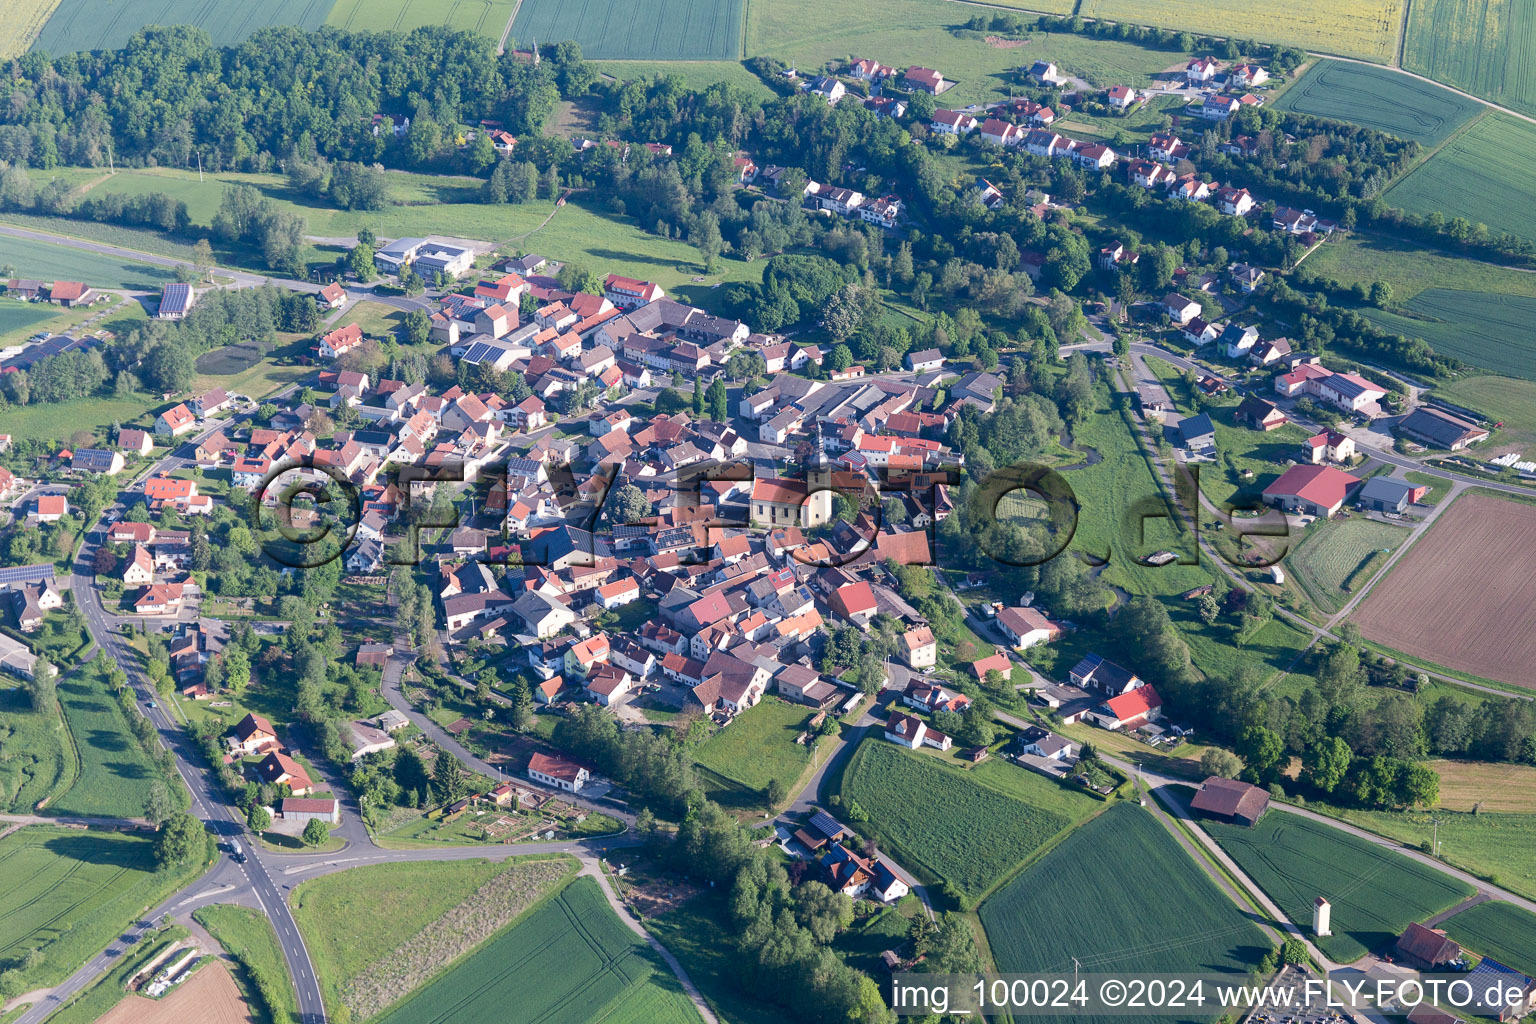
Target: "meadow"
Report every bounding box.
[1206,812,1474,962]
[691,698,819,798]
[839,739,1098,906]
[1303,232,1536,303]
[45,658,166,818]
[290,856,575,1020]
[35,0,336,54]
[1441,900,1536,975]
[2,234,175,290]
[1403,0,1536,118]
[325,0,517,38]
[1433,375,1536,453]
[1385,113,1536,244]
[1270,59,1479,146]
[981,803,1269,1024]
[373,877,702,1024]
[0,826,205,990]
[192,905,300,1024]
[1079,0,1403,61]
[0,681,73,813]
[512,0,743,61]
[1362,289,1536,380]
[1287,517,1412,613]
[746,0,1171,106]
[0,300,60,343]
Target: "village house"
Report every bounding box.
[995,606,1062,649]
[527,752,590,792]
[884,711,952,751]
[1305,430,1355,464]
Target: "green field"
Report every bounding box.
[45,659,166,818]
[590,60,774,99]
[512,0,743,60]
[1433,375,1536,453]
[0,682,74,813]
[1287,517,1412,613]
[981,803,1270,1024]
[192,905,300,1024]
[374,876,701,1024]
[1304,232,1536,302]
[1206,811,1475,962]
[1314,805,1536,902]
[0,300,60,342]
[1403,0,1536,118]
[746,0,1163,106]
[1386,113,1536,244]
[1080,0,1403,61]
[1362,289,1536,380]
[0,826,208,990]
[326,0,516,37]
[692,698,819,797]
[1,235,175,290]
[290,856,576,1020]
[1440,900,1536,975]
[839,739,1100,906]
[1270,59,1479,145]
[35,0,336,53]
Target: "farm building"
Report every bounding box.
[1462,958,1536,1021]
[157,282,194,319]
[1357,476,1425,514]
[1189,776,1270,827]
[1397,407,1490,450]
[280,797,340,824]
[1263,464,1360,517]
[1395,922,1461,970]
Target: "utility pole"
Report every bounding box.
[196,151,203,183]
[1431,817,1442,858]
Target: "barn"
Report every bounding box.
[1189,776,1270,827]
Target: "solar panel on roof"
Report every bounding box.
[0,564,55,585]
[462,342,497,364]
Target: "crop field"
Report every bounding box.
[1362,290,1536,380]
[512,0,742,60]
[97,962,251,1024]
[326,0,516,37]
[1320,805,1536,901]
[1270,59,1479,146]
[1287,517,1412,613]
[1306,232,1536,303]
[1430,760,1536,813]
[45,659,164,818]
[374,877,701,1024]
[692,698,818,796]
[1207,812,1474,962]
[0,826,206,990]
[3,236,175,290]
[1386,113,1536,244]
[1079,0,1403,61]
[1403,0,1536,118]
[0,0,60,57]
[34,0,335,53]
[1441,900,1536,975]
[840,740,1099,906]
[0,682,73,813]
[982,804,1268,1024]
[747,0,1167,106]
[291,856,575,1020]
[1353,494,1536,688]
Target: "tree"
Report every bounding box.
[706,377,728,422]
[143,781,175,828]
[636,807,656,835]
[557,262,602,294]
[828,344,853,372]
[154,812,205,867]
[192,238,214,282]
[347,241,376,282]
[1301,735,1352,793]
[248,804,271,832]
[302,818,329,847]
[765,777,786,808]
[1280,938,1308,966]
[26,661,56,712]
[1199,748,1243,780]
[404,309,430,346]
[432,751,468,804]
[1237,725,1284,783]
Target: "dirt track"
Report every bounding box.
[96,963,251,1024]
[1353,494,1536,688]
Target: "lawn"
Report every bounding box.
[192,905,300,1024]
[1,235,176,290]
[44,658,170,818]
[746,0,1171,106]
[1404,472,1452,505]
[691,697,821,799]
[0,826,209,990]
[1361,289,1536,380]
[1080,0,1403,61]
[1286,517,1412,614]
[1205,811,1475,962]
[1440,900,1536,976]
[0,300,61,344]
[513,0,744,60]
[1403,0,1536,118]
[1314,804,1536,902]
[35,0,336,53]
[1270,58,1479,146]
[372,876,702,1024]
[647,895,786,1024]
[326,0,517,38]
[981,803,1270,1024]
[1385,113,1536,244]
[838,739,1100,907]
[289,855,576,1020]
[0,680,74,813]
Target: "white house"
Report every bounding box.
[527,752,589,792]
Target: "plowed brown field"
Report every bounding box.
[1353,494,1536,688]
[97,962,251,1024]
